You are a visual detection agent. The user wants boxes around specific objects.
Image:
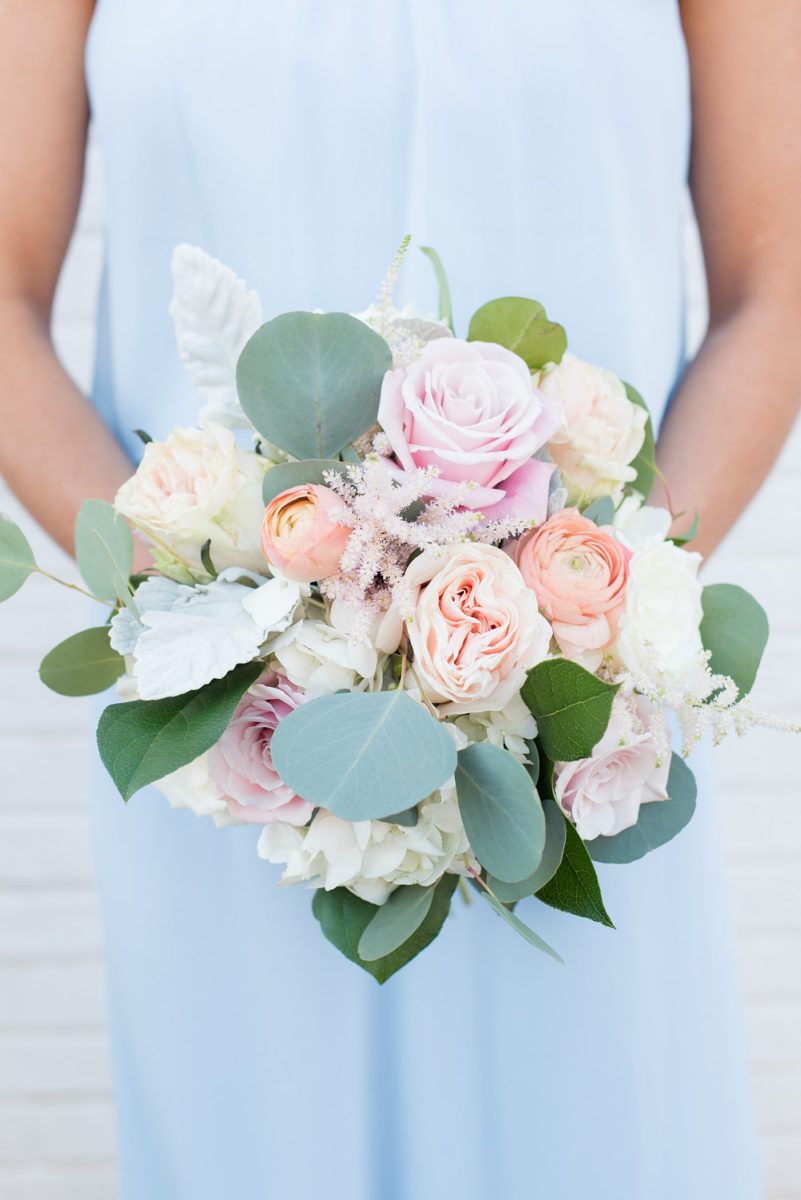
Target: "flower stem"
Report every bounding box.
[32,566,115,608]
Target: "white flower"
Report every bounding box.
[612,539,704,688]
[612,493,672,550]
[453,692,537,760]
[111,570,301,699]
[257,791,471,905]
[355,302,453,365]
[537,354,647,503]
[154,753,229,820]
[115,421,268,574]
[271,615,384,696]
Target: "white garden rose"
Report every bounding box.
[537,353,647,503]
[612,539,704,688]
[154,753,229,820]
[612,493,672,550]
[271,616,384,696]
[115,420,268,573]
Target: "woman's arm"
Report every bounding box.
[657,0,801,558]
[0,0,135,555]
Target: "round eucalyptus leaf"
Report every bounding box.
[488,795,567,902]
[74,499,134,603]
[358,885,435,961]
[236,312,393,460]
[40,626,125,696]
[700,582,768,698]
[270,690,457,821]
[262,459,348,505]
[455,742,545,883]
[467,297,567,369]
[588,753,697,864]
[0,514,36,602]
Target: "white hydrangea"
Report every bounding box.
[271,614,385,696]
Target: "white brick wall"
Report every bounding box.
[0,143,799,1199]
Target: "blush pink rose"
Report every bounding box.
[377,337,561,522]
[398,544,552,715]
[514,509,631,663]
[260,483,351,583]
[207,671,312,825]
[554,701,670,840]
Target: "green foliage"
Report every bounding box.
[624,383,657,499]
[358,885,435,961]
[0,515,36,602]
[236,312,393,460]
[669,512,699,547]
[312,875,458,983]
[582,495,616,526]
[384,807,418,827]
[700,582,768,698]
[488,795,567,902]
[97,661,262,801]
[522,659,618,762]
[536,817,614,926]
[270,690,457,821]
[588,753,697,864]
[467,297,567,369]
[455,742,545,883]
[262,459,347,506]
[74,500,134,605]
[39,627,125,697]
[480,889,563,962]
[419,246,454,332]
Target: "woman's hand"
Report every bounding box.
[0,0,135,555]
[658,0,801,558]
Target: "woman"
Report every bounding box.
[1,3,799,1197]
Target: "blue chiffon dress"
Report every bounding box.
[85,2,762,1196]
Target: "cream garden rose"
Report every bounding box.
[395,544,552,715]
[115,420,268,573]
[537,353,647,503]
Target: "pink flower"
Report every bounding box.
[514,509,631,663]
[207,671,312,825]
[554,702,670,840]
[377,337,561,522]
[399,544,552,715]
[260,484,351,583]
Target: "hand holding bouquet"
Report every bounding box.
[2,240,796,979]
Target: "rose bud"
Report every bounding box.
[260,483,351,583]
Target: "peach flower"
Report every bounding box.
[514,509,631,663]
[260,483,351,583]
[399,544,552,715]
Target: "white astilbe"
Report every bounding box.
[354,235,453,365]
[321,459,529,637]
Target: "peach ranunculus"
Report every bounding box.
[207,671,313,825]
[514,509,631,664]
[260,483,351,583]
[395,544,552,715]
[377,337,562,523]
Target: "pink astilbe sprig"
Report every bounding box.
[319,458,533,635]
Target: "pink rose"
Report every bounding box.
[398,544,552,715]
[208,671,313,825]
[377,337,561,522]
[554,701,670,840]
[260,483,351,583]
[514,509,631,662]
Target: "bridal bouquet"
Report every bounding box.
[1,241,795,979]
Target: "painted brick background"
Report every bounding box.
[0,140,799,1198]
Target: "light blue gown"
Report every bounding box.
[85,3,762,1197]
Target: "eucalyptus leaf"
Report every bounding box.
[271,690,457,821]
[582,495,616,526]
[467,297,567,369]
[419,246,454,333]
[521,659,618,762]
[39,626,125,697]
[97,660,262,801]
[236,311,393,459]
[488,795,567,902]
[312,875,458,983]
[0,515,36,602]
[262,458,348,506]
[74,500,134,604]
[358,885,435,961]
[480,889,563,963]
[624,383,657,500]
[588,753,697,864]
[700,582,768,698]
[455,742,545,883]
[384,807,418,827]
[536,817,614,926]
